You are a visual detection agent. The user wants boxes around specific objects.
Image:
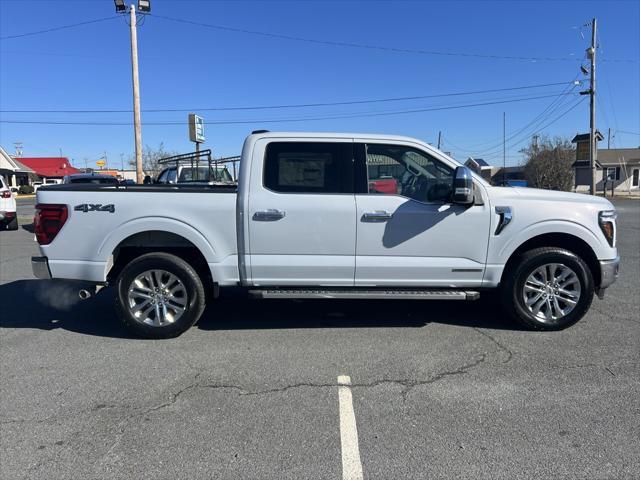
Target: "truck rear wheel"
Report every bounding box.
[501,247,594,330]
[115,252,206,339]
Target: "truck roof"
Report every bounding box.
[248,131,428,143]
[246,131,464,166]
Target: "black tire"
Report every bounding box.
[501,247,594,331]
[115,252,206,339]
[6,216,18,231]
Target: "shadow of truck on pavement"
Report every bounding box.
[0,279,518,339]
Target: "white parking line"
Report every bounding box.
[337,375,364,480]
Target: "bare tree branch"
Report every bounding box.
[522,135,575,191]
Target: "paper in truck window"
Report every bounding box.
[277,153,332,188]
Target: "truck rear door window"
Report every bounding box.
[264,142,353,194]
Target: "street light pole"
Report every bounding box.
[503,112,506,186]
[129,5,143,184]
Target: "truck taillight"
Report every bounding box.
[1,190,11,198]
[34,204,68,245]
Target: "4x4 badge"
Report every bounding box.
[74,204,115,213]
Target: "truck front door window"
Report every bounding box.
[366,144,453,203]
[156,169,169,183]
[166,169,177,183]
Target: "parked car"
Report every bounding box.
[0,176,18,230]
[33,179,61,191]
[62,173,119,185]
[31,131,619,338]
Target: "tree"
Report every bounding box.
[522,136,575,191]
[128,143,178,178]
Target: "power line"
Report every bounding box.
[0,92,575,126]
[443,77,580,153]
[617,130,640,136]
[0,81,578,113]
[468,97,586,160]
[0,16,119,40]
[447,91,584,160]
[598,35,622,148]
[151,14,637,63]
[479,87,580,153]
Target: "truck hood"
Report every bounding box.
[497,186,615,209]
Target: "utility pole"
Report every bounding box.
[503,112,506,185]
[532,134,539,154]
[129,5,143,184]
[608,127,611,149]
[588,18,597,195]
[437,131,442,150]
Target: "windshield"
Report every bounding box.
[178,166,233,183]
[70,177,118,184]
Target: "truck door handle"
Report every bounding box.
[362,211,393,222]
[253,209,286,221]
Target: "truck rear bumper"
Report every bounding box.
[32,256,52,280]
[0,210,16,222]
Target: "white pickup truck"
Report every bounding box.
[32,131,619,338]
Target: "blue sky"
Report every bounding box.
[1,0,638,169]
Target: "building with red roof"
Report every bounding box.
[17,157,80,180]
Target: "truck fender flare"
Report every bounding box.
[495,220,603,264]
[97,216,217,265]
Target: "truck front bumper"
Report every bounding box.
[596,256,619,298]
[32,256,52,280]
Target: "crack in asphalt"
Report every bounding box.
[36,341,504,473]
[142,352,489,412]
[473,328,514,364]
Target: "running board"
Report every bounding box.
[249,289,480,301]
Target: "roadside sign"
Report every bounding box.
[189,114,205,143]
[96,159,106,167]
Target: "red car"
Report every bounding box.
[369,177,398,195]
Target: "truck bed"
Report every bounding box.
[35,183,239,285]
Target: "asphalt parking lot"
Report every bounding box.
[1,197,638,480]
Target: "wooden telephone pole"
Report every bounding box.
[588,18,597,195]
[129,5,143,184]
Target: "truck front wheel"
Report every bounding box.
[115,252,206,339]
[501,247,594,330]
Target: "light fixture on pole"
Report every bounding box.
[138,0,151,12]
[113,0,126,12]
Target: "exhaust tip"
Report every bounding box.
[78,289,92,300]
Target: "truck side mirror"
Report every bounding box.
[452,166,474,205]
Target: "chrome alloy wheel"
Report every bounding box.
[127,269,188,327]
[523,263,582,322]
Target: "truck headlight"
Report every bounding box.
[598,210,617,247]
